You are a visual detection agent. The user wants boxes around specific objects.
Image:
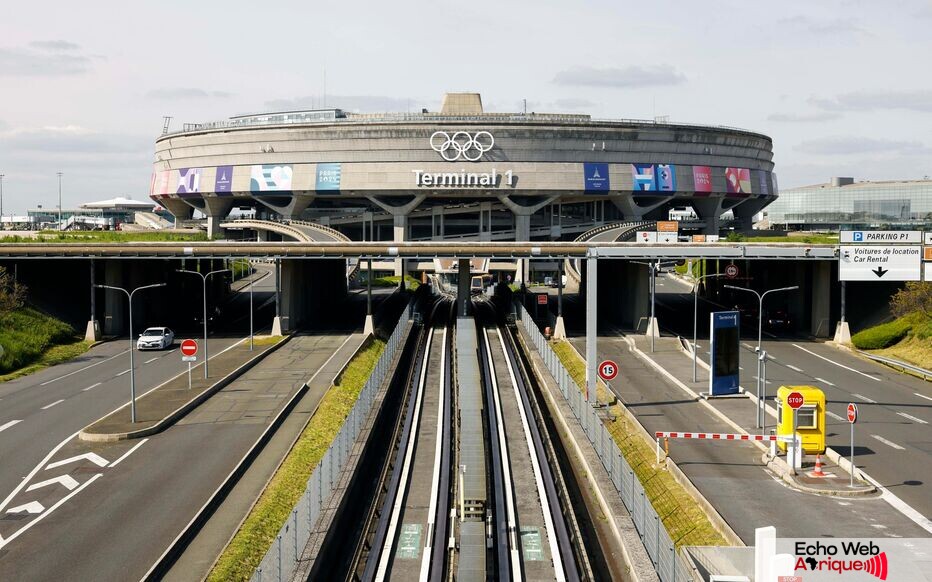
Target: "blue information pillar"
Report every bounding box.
[709,311,740,396]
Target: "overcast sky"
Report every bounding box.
[1,0,931,212]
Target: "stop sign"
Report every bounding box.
[181,339,198,357]
[786,391,805,410]
[847,403,858,423]
[598,360,618,381]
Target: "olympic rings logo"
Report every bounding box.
[429,131,494,161]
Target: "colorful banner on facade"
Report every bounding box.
[758,171,770,196]
[177,168,202,195]
[250,165,293,192]
[656,164,676,192]
[725,167,752,195]
[631,164,656,191]
[692,166,713,194]
[150,170,171,196]
[315,163,342,193]
[215,165,233,194]
[583,162,610,193]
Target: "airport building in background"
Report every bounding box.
[150,93,778,241]
[766,177,932,231]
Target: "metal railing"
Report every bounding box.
[517,303,694,582]
[857,351,932,381]
[250,300,413,582]
[565,220,654,284]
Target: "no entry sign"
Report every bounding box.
[847,402,858,423]
[181,339,198,358]
[537,294,548,305]
[598,360,618,382]
[787,391,805,410]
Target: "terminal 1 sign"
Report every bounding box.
[709,311,740,396]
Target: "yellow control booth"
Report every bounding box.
[776,386,826,454]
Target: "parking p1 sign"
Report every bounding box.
[841,230,922,243]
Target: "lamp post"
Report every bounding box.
[57,172,63,231]
[96,282,167,423]
[0,173,5,225]
[692,272,725,382]
[177,267,230,378]
[724,284,799,427]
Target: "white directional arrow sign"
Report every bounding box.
[45,453,108,470]
[6,501,45,514]
[839,245,922,281]
[27,474,79,492]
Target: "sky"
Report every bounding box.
[1,0,931,213]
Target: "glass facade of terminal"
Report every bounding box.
[766,180,932,230]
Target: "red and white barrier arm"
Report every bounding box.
[654,431,797,463]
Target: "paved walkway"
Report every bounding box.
[568,334,928,542]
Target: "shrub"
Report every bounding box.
[851,317,913,349]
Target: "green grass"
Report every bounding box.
[853,312,932,369]
[229,259,253,279]
[0,307,89,380]
[851,316,915,349]
[368,274,420,290]
[0,231,208,243]
[208,338,386,582]
[745,234,839,244]
[549,339,727,548]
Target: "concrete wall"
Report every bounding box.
[277,259,348,332]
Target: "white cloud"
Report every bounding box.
[552,65,686,89]
[767,111,843,123]
[146,88,233,100]
[809,90,932,113]
[794,136,929,155]
[28,40,81,51]
[0,45,93,76]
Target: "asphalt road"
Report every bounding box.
[652,273,932,521]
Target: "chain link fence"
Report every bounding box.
[251,301,412,582]
[518,303,694,582]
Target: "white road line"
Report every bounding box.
[0,430,81,513]
[871,434,905,450]
[82,382,102,392]
[897,412,928,425]
[38,349,128,386]
[0,474,102,550]
[826,411,845,421]
[853,393,876,404]
[0,420,23,433]
[741,343,757,351]
[792,343,882,382]
[814,377,835,387]
[40,399,65,410]
[915,393,932,403]
[108,438,149,468]
[787,364,804,373]
[144,357,159,364]
[115,369,131,377]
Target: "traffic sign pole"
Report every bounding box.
[188,362,192,390]
[847,402,858,487]
[786,390,805,475]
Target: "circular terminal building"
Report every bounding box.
[151,93,776,243]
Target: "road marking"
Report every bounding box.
[26,474,79,492]
[115,369,131,377]
[897,412,928,425]
[787,364,804,373]
[792,343,882,382]
[46,452,108,470]
[38,349,128,386]
[871,524,888,529]
[914,393,932,402]
[871,435,905,450]
[40,399,65,410]
[144,357,159,364]
[6,501,44,514]
[741,343,757,351]
[0,430,80,516]
[0,474,102,550]
[853,393,876,404]
[0,420,23,433]
[82,382,102,391]
[826,411,845,421]
[814,377,835,386]
[108,438,148,468]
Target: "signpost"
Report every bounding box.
[787,391,804,475]
[840,230,922,244]
[839,245,922,281]
[709,311,740,396]
[847,402,858,487]
[537,294,548,305]
[636,231,658,243]
[181,339,198,389]
[724,263,740,279]
[656,220,679,233]
[598,359,618,382]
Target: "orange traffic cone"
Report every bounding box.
[811,454,826,477]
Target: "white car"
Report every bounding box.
[137,327,175,350]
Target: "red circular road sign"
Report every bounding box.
[537,294,549,305]
[181,339,199,357]
[787,391,805,410]
[847,402,859,423]
[724,264,740,279]
[598,360,619,382]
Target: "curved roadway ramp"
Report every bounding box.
[564,221,655,291]
[220,218,360,279]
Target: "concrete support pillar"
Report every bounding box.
[271,258,283,336]
[691,197,725,236]
[393,214,407,277]
[85,258,101,342]
[201,197,235,240]
[103,261,124,336]
[479,202,492,241]
[256,229,269,242]
[810,261,831,338]
[585,256,597,405]
[553,260,566,340]
[833,280,851,344]
[514,214,531,284]
[364,258,374,336]
[457,258,470,317]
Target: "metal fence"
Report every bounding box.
[518,303,694,582]
[251,302,412,582]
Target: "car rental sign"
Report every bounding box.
[839,246,922,281]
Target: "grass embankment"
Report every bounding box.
[744,234,839,244]
[364,274,420,291]
[852,312,932,370]
[208,338,386,582]
[0,307,90,381]
[549,339,727,548]
[0,231,208,243]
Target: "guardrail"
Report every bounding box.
[250,300,413,582]
[565,220,654,284]
[518,302,694,582]
[857,351,932,381]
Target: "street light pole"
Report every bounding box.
[95,282,166,422]
[724,284,799,427]
[57,172,63,231]
[692,272,725,382]
[249,262,255,352]
[177,267,229,378]
[0,173,5,225]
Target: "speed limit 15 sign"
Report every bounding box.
[598,360,618,382]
